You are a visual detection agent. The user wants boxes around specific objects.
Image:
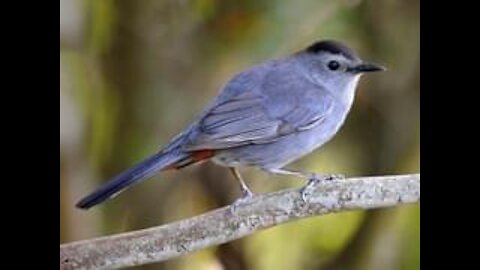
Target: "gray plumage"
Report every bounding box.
[76,40,384,209]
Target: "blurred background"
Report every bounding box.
[60,0,419,269]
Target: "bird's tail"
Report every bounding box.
[75,150,188,210]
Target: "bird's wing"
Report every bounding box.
[183,87,334,151]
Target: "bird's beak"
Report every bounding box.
[348,62,386,74]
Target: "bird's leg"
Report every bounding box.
[264,168,344,181]
[229,167,254,213]
[264,168,344,202]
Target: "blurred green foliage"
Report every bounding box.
[60,0,419,269]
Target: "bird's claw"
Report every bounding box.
[300,173,345,202]
[326,173,345,180]
[230,190,254,214]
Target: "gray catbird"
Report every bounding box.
[76,40,385,210]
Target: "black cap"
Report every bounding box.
[305,40,358,61]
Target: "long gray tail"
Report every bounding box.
[76,150,186,210]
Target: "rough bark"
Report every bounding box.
[60,174,420,270]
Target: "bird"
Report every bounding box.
[76,40,385,210]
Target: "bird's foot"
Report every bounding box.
[230,189,254,215]
[300,173,345,203]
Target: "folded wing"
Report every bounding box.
[183,89,333,151]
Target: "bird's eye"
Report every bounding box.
[327,60,340,71]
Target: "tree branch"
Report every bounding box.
[60,174,420,270]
